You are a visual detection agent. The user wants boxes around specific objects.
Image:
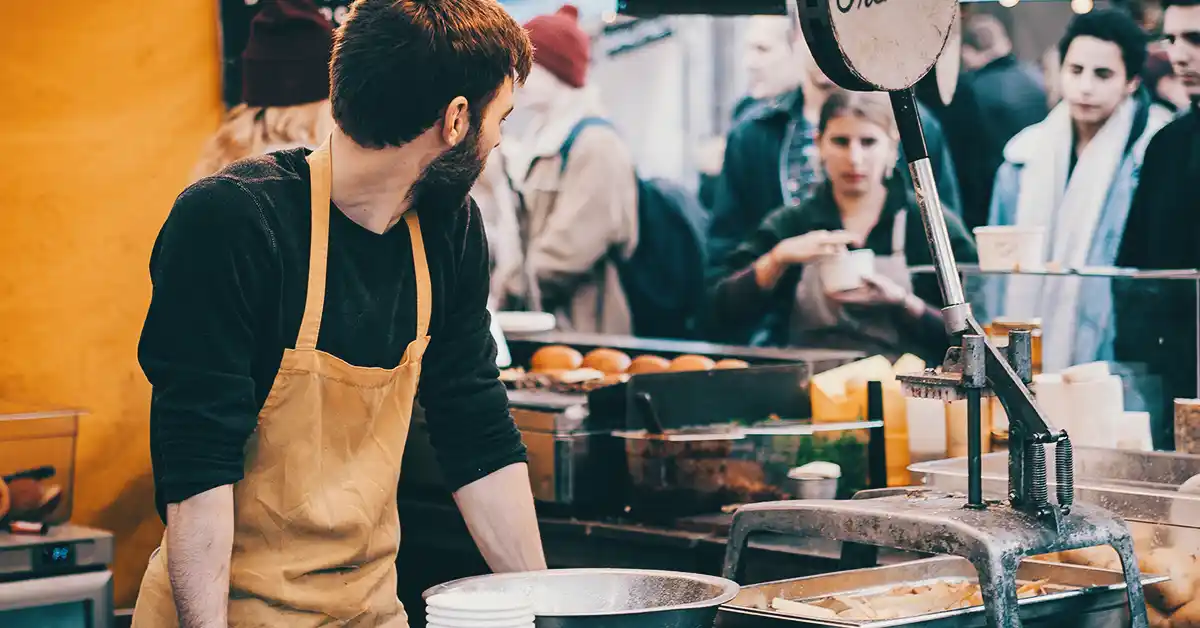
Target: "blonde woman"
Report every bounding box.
[709,90,977,363]
[190,0,334,181]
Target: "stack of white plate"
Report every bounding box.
[425,591,535,628]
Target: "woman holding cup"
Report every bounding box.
[708,90,977,363]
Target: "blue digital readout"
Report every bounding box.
[40,544,73,566]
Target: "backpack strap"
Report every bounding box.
[558,117,613,175]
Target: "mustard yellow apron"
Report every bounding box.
[132,145,430,627]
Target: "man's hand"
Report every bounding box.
[166,485,234,628]
[454,463,547,573]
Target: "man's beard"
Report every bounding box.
[408,124,487,210]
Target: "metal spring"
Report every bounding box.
[1025,443,1049,508]
[1057,437,1075,510]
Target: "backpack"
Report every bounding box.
[557,117,710,339]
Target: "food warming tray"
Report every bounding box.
[716,556,1167,628]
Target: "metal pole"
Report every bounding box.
[889,89,966,308]
[962,334,987,508]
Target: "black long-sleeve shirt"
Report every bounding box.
[1114,108,1200,447]
[139,149,525,522]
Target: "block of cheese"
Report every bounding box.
[811,355,922,486]
[893,353,925,377]
[810,355,895,423]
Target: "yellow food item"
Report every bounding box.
[714,359,750,369]
[1147,603,1171,628]
[1059,546,1122,571]
[769,579,1056,622]
[669,355,716,372]
[531,345,584,372]
[1175,599,1200,628]
[770,598,838,619]
[581,348,633,374]
[810,355,895,423]
[627,355,671,375]
[1143,548,1199,612]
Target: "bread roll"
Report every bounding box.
[7,478,42,515]
[1059,546,1121,571]
[1143,549,1198,612]
[1147,603,1171,628]
[715,359,751,369]
[582,348,633,374]
[670,355,716,372]
[1172,598,1200,628]
[627,355,671,375]
[531,345,583,372]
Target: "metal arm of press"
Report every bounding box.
[891,92,1075,520]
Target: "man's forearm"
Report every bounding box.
[454,463,547,572]
[166,485,234,628]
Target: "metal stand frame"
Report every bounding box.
[720,157,1151,628]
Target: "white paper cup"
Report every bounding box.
[973,226,1046,272]
[818,249,875,292]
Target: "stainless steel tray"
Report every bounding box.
[910,447,1200,528]
[716,557,1167,628]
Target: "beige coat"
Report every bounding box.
[472,149,525,311]
[514,92,639,335]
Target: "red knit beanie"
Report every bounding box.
[241,0,334,107]
[524,5,591,89]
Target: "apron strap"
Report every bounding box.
[891,208,908,257]
[403,211,432,339]
[298,146,333,351]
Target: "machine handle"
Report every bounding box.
[722,501,829,582]
[889,89,965,309]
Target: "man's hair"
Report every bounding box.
[1058,8,1148,80]
[961,14,1009,54]
[331,0,533,149]
[1162,0,1200,8]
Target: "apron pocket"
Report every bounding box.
[310,564,361,575]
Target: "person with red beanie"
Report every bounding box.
[507,5,640,334]
[190,0,335,181]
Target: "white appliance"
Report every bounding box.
[0,525,114,628]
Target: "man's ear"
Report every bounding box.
[1125,76,1142,97]
[442,96,470,147]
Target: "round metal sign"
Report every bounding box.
[790,0,958,92]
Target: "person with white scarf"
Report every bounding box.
[985,8,1174,373]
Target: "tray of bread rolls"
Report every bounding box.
[500,345,809,432]
[499,343,755,395]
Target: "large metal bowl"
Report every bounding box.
[423,568,740,628]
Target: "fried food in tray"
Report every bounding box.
[767,578,1066,622]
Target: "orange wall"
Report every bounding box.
[0,0,223,606]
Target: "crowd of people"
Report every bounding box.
[187,0,1200,404]
[131,1,1198,621]
[487,2,1197,372]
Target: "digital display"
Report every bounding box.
[39,544,75,568]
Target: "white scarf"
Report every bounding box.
[1003,97,1137,371]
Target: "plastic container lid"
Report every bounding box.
[788,461,842,480]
